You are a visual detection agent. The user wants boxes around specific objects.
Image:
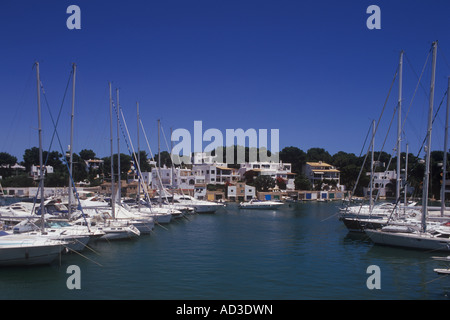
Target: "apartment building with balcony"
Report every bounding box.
[302,161,341,190]
[238,161,296,190]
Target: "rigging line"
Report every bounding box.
[139,118,172,204]
[160,124,190,200]
[402,51,431,135]
[29,71,72,212]
[404,50,432,99]
[424,273,449,285]
[160,124,191,199]
[375,105,396,164]
[345,67,398,208]
[38,75,90,229]
[358,121,372,158]
[416,89,449,157]
[394,91,449,202]
[63,243,103,267]
[117,106,155,212]
[437,42,450,72]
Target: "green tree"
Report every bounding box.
[79,149,96,161]
[306,148,332,164]
[0,152,17,178]
[102,153,132,181]
[22,147,64,173]
[153,151,172,168]
[279,146,306,174]
[294,174,311,190]
[253,175,275,192]
[133,150,152,172]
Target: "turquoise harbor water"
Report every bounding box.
[0,201,449,300]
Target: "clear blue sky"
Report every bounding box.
[1,1,450,163]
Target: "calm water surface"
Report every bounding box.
[0,201,449,300]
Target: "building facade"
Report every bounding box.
[302,161,341,190]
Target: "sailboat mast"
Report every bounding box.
[422,41,438,232]
[116,88,121,205]
[396,51,403,211]
[36,62,45,232]
[369,120,375,211]
[171,127,174,190]
[404,143,409,215]
[69,63,76,218]
[109,82,115,218]
[137,101,141,211]
[442,77,450,217]
[158,119,161,204]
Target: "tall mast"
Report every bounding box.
[109,82,115,218]
[116,88,121,205]
[36,62,45,232]
[69,63,76,218]
[442,77,450,217]
[158,119,161,203]
[404,143,409,215]
[369,120,375,211]
[396,50,403,211]
[422,41,438,232]
[137,101,141,211]
[171,127,174,189]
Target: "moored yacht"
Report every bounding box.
[172,194,224,213]
[0,231,66,266]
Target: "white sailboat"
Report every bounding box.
[0,62,69,266]
[0,231,66,266]
[72,216,141,241]
[366,42,450,252]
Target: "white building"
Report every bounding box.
[238,161,296,190]
[30,165,54,180]
[363,170,413,198]
[227,182,256,201]
[302,161,342,190]
[363,170,396,198]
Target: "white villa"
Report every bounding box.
[30,165,54,180]
[238,161,296,190]
[227,182,256,201]
[302,161,342,190]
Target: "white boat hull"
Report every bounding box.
[366,229,450,252]
[0,236,64,266]
[97,225,141,240]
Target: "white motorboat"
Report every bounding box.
[0,231,66,266]
[238,199,284,210]
[172,194,224,213]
